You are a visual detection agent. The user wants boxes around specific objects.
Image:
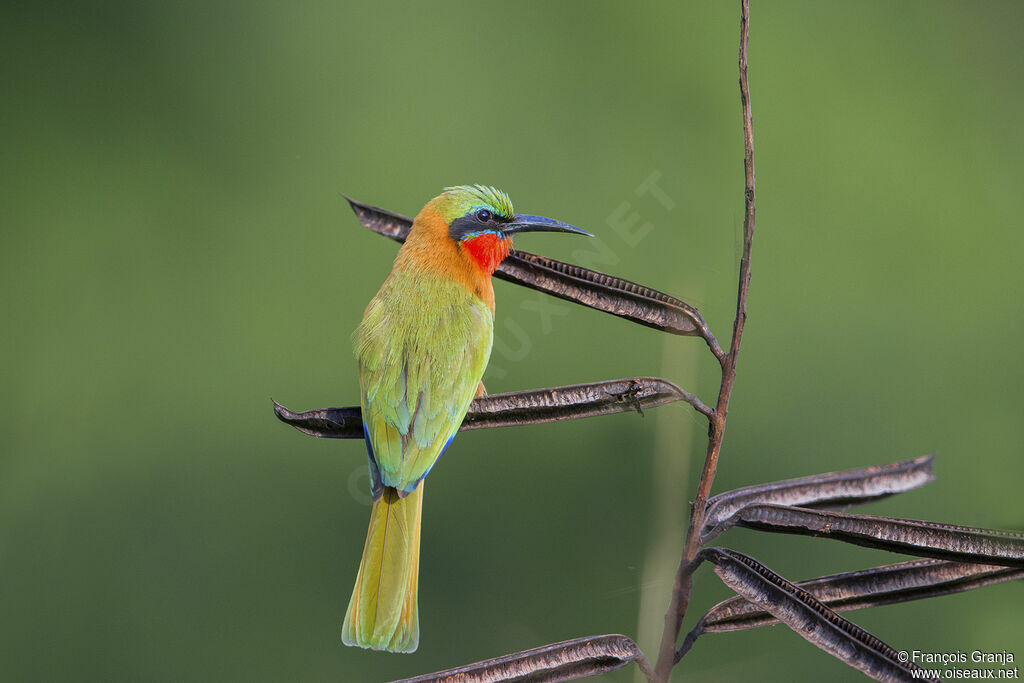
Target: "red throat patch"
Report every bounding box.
[462,233,512,275]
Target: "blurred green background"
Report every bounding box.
[3,1,1022,681]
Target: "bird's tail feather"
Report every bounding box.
[342,483,422,653]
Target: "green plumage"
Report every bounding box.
[341,485,422,652]
[343,243,494,653]
[442,184,515,221]
[356,268,493,494]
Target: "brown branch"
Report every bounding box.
[346,196,720,342]
[389,634,653,683]
[701,455,936,541]
[697,549,940,682]
[696,558,1024,636]
[272,377,713,441]
[653,0,755,679]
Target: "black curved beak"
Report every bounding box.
[503,214,593,237]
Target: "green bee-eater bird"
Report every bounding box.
[342,185,591,653]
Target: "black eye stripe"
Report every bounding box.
[449,209,510,241]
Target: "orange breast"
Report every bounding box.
[392,207,507,312]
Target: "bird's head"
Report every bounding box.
[425,185,591,275]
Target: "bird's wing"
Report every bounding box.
[358,276,493,495]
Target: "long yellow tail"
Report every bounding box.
[342,483,423,653]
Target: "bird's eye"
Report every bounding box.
[475,209,492,222]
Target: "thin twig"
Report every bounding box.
[635,650,657,682]
[653,1,755,679]
[673,620,703,664]
[703,330,727,364]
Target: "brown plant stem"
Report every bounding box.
[652,0,756,679]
